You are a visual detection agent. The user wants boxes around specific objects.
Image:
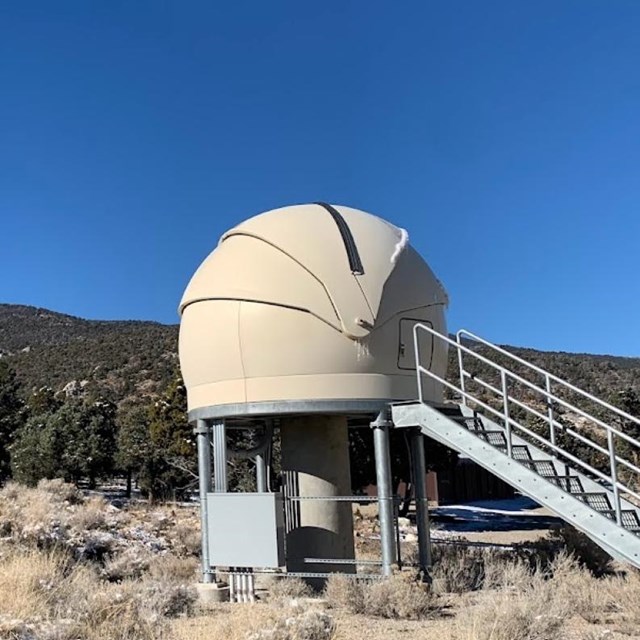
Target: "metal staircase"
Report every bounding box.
[391,326,640,568]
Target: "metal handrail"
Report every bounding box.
[457,329,640,429]
[413,324,640,526]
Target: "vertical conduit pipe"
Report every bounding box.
[372,408,397,576]
[195,419,213,583]
[410,429,432,582]
[212,420,228,493]
[229,568,236,602]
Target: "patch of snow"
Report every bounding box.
[390,227,409,265]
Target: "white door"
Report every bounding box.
[398,318,433,371]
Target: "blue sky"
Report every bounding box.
[1,2,639,355]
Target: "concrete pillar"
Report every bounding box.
[280,415,355,578]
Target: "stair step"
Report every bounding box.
[573,492,612,511]
[476,431,508,446]
[511,445,533,461]
[521,460,558,477]
[450,416,487,432]
[599,510,640,530]
[492,443,533,461]
[548,475,584,493]
[448,414,478,422]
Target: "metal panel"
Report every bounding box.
[189,399,390,422]
[207,493,285,568]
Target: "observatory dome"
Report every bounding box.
[179,203,448,416]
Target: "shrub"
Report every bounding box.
[36,478,84,504]
[446,571,570,640]
[147,554,198,584]
[264,577,313,603]
[363,572,436,619]
[324,574,365,614]
[518,525,614,577]
[431,544,490,593]
[141,578,197,618]
[68,496,109,530]
[325,572,436,620]
[173,522,201,557]
[103,548,152,582]
[247,610,336,640]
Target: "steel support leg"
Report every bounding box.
[212,419,228,493]
[372,409,396,576]
[195,419,213,583]
[410,429,432,582]
[256,452,267,492]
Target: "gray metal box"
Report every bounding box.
[206,492,285,568]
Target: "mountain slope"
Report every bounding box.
[0,304,178,403]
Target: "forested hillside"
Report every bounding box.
[1,303,639,499]
[0,304,179,404]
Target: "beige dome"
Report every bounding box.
[179,203,448,415]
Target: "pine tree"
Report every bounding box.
[0,361,24,482]
[141,377,196,501]
[116,402,152,497]
[11,397,117,487]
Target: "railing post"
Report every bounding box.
[546,375,556,446]
[607,429,622,525]
[456,332,467,406]
[413,325,424,403]
[500,370,512,458]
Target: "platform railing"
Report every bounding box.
[413,324,640,526]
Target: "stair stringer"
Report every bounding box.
[391,402,640,569]
[457,404,640,516]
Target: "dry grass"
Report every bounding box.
[0,548,194,639]
[0,482,199,640]
[324,574,366,614]
[263,576,313,603]
[325,571,438,620]
[2,481,640,640]
[442,553,640,640]
[247,609,336,640]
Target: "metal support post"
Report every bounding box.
[256,452,267,493]
[371,408,397,576]
[195,419,213,583]
[410,429,432,582]
[255,420,272,493]
[212,420,228,493]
